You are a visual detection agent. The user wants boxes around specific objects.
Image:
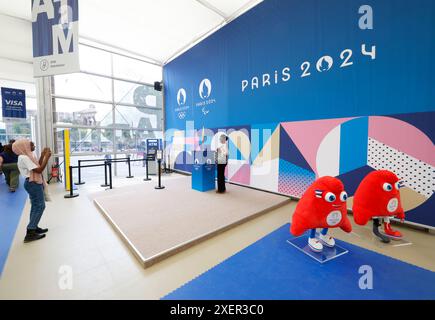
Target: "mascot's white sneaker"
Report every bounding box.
[319,233,335,248]
[308,237,323,252]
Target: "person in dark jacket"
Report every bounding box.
[0,143,20,192]
[0,142,3,175]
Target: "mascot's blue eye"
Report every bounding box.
[340,191,348,202]
[383,183,393,191]
[324,192,336,202]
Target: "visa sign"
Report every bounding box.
[1,88,26,119]
[5,100,24,107]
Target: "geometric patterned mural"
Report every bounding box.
[166,112,435,225]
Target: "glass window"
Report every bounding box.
[113,54,161,84]
[115,105,161,130]
[0,121,32,142]
[114,129,162,153]
[54,73,112,101]
[53,98,113,127]
[55,128,114,154]
[132,129,162,149]
[52,47,163,178]
[115,129,134,153]
[114,80,162,107]
[79,45,112,76]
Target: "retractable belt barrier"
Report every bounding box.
[64,155,162,199]
[75,156,148,185]
[65,156,169,199]
[64,161,112,199]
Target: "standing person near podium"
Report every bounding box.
[216,134,229,193]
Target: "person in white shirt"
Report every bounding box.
[216,134,229,193]
[12,139,51,243]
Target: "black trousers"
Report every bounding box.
[217,164,227,192]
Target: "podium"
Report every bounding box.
[192,163,216,192]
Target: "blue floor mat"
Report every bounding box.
[164,224,435,300]
[0,176,27,276]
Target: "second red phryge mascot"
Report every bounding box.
[290,176,352,252]
[352,170,405,243]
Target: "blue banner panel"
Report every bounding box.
[1,87,26,119]
[163,0,435,228]
[31,0,80,77]
[165,0,435,130]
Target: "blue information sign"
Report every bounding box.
[1,87,26,119]
[146,138,162,151]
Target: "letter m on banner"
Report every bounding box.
[32,0,80,77]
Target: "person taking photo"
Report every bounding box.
[12,139,51,243]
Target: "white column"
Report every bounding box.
[35,76,54,179]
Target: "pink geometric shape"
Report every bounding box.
[281,117,354,175]
[185,136,198,146]
[369,116,435,166]
[230,164,250,185]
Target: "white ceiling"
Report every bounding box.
[0,0,262,65]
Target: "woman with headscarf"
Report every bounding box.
[12,139,51,243]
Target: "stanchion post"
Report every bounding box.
[144,158,151,181]
[75,160,85,185]
[108,161,113,189]
[64,166,79,198]
[155,159,165,190]
[126,155,134,178]
[101,161,109,187]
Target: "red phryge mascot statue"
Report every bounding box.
[352,170,405,243]
[290,176,352,252]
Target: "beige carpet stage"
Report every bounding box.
[93,176,290,267]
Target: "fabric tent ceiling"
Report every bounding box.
[0,0,262,65]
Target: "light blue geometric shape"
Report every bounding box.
[228,139,243,160]
[339,117,369,174]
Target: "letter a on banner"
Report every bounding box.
[32,0,80,77]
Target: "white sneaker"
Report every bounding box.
[308,237,323,252]
[319,233,335,248]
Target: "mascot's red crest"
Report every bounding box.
[290,176,352,236]
[352,170,405,226]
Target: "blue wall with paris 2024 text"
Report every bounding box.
[163,0,435,227]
